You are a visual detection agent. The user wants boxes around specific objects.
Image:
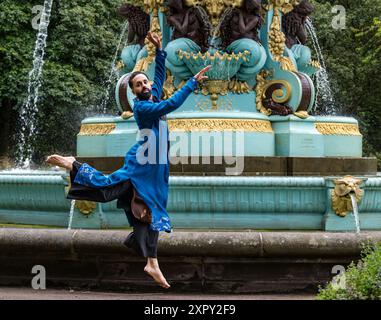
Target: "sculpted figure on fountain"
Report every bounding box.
[118,3,150,73]
[282,0,320,76]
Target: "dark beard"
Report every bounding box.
[136,90,152,101]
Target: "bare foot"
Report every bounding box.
[46,154,76,171]
[144,265,170,289]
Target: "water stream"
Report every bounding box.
[210,7,233,50]
[16,0,54,168]
[350,193,361,234]
[100,21,129,114]
[67,200,76,230]
[305,18,337,115]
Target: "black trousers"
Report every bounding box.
[67,161,159,258]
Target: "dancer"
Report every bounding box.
[46,31,210,289]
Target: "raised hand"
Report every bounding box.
[193,65,212,82]
[146,31,162,50]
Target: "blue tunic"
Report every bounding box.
[74,49,198,232]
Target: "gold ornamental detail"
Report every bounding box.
[331,176,364,217]
[178,49,250,62]
[265,0,300,14]
[265,0,300,71]
[65,179,97,215]
[255,70,271,115]
[184,0,244,27]
[78,124,116,136]
[255,70,292,116]
[228,79,250,94]
[143,0,165,13]
[75,201,97,216]
[201,80,230,110]
[315,123,361,136]
[134,2,163,72]
[121,111,134,119]
[168,119,274,132]
[162,69,176,100]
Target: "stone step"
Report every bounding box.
[0,228,380,293]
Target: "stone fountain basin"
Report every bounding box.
[0,171,381,232]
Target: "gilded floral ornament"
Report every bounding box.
[255,70,272,115]
[201,80,229,110]
[78,124,116,136]
[168,118,273,132]
[115,60,125,70]
[121,111,134,119]
[264,0,300,71]
[143,0,165,13]
[268,8,297,71]
[331,176,364,217]
[162,69,176,100]
[184,0,244,27]
[64,179,97,215]
[133,2,163,72]
[228,79,250,94]
[310,60,321,69]
[264,0,301,14]
[177,50,249,62]
[75,201,97,215]
[293,110,309,119]
[315,123,361,136]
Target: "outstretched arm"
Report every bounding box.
[151,49,167,100]
[146,31,167,100]
[136,65,211,121]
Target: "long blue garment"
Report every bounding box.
[74,48,198,232]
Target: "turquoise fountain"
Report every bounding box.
[0,0,380,233]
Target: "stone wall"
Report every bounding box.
[0,228,380,293]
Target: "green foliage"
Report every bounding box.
[310,0,381,167]
[317,243,381,300]
[0,0,126,163]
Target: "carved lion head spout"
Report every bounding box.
[331,176,364,217]
[334,176,363,197]
[282,0,314,48]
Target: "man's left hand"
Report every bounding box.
[147,31,162,50]
[194,65,212,82]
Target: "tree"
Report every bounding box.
[310,0,381,167]
[0,0,127,165]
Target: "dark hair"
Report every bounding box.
[128,71,149,89]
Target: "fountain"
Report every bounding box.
[16,0,54,167]
[67,200,76,230]
[305,18,337,115]
[99,21,129,114]
[350,193,361,234]
[1,0,380,233]
[1,0,381,294]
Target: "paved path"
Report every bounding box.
[0,287,316,300]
